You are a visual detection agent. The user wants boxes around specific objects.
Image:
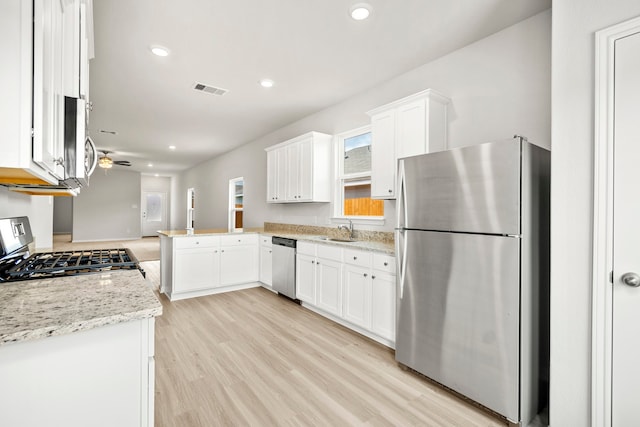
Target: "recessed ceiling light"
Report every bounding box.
[150,45,170,57]
[350,3,371,20]
[154,174,159,177]
[259,79,274,88]
[169,145,176,150]
[147,163,153,167]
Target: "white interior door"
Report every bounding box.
[612,30,640,426]
[141,191,167,237]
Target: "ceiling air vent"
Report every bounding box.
[192,82,228,96]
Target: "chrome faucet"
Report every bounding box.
[338,219,354,240]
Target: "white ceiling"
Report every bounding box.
[89,0,551,174]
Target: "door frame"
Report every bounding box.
[592,15,640,427]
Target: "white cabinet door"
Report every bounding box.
[174,248,219,292]
[316,258,343,317]
[33,0,65,180]
[296,254,316,304]
[220,245,258,285]
[275,148,287,202]
[286,143,301,201]
[343,264,372,329]
[371,272,396,341]
[370,110,396,199]
[266,149,278,202]
[396,98,426,159]
[259,245,273,287]
[297,137,314,201]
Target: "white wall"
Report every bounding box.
[175,10,551,232]
[550,1,640,425]
[0,187,53,250]
[53,197,73,234]
[72,169,142,241]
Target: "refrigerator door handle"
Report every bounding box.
[397,159,408,230]
[396,228,408,299]
[396,159,409,299]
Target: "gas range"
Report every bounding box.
[0,217,144,283]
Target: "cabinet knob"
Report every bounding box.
[317,261,320,265]
[269,250,272,254]
[372,275,376,279]
[353,256,357,260]
[364,273,368,277]
[221,250,225,253]
[196,241,199,244]
[383,262,388,266]
[238,239,241,242]
[388,189,392,193]
[312,260,315,264]
[214,250,218,253]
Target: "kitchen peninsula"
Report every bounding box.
[0,269,161,427]
[158,228,264,301]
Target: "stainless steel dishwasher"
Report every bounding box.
[271,236,297,300]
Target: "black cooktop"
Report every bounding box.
[0,248,143,282]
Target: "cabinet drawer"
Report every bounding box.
[220,234,258,246]
[297,241,316,256]
[343,248,372,268]
[316,244,342,262]
[260,235,272,247]
[175,236,219,249]
[373,253,396,274]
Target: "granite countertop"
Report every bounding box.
[261,231,395,255]
[157,226,394,254]
[157,227,264,237]
[0,269,162,346]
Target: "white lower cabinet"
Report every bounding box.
[220,244,258,286]
[174,246,220,292]
[370,271,396,341]
[160,234,259,301]
[259,235,273,287]
[296,242,396,347]
[343,264,372,329]
[316,258,343,317]
[296,253,317,304]
[0,318,156,427]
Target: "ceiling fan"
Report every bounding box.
[98,150,131,169]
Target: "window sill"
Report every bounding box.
[330,217,386,226]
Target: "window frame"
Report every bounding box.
[332,126,385,224]
[228,177,244,232]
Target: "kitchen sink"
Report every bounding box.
[316,236,357,243]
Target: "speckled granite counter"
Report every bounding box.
[157,227,264,237]
[0,269,162,345]
[262,231,395,254]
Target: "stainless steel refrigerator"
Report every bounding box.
[395,136,549,425]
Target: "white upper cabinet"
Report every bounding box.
[265,132,332,203]
[367,89,450,199]
[0,0,93,186]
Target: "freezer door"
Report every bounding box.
[400,138,521,235]
[396,230,520,421]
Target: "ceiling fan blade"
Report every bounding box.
[114,160,131,166]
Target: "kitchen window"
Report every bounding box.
[335,127,384,219]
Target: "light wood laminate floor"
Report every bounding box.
[139,261,509,427]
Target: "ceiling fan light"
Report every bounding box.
[98,156,113,169]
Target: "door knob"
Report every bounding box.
[621,272,640,287]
